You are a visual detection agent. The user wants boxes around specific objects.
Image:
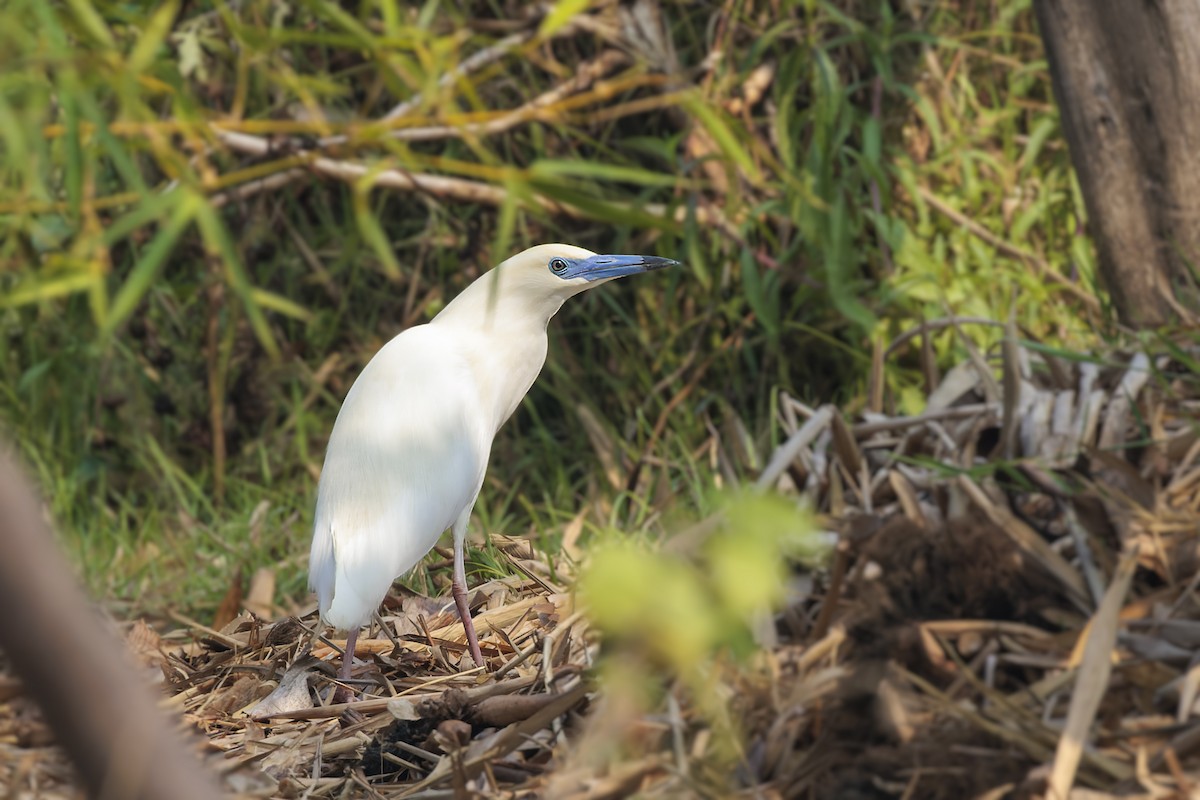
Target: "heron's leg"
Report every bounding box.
[339,627,358,681]
[451,507,486,667]
[330,627,359,704]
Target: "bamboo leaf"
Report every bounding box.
[531,181,681,231]
[862,116,882,165]
[304,0,379,48]
[540,0,591,36]
[72,89,148,196]
[249,288,313,322]
[682,93,763,185]
[128,1,181,74]
[824,193,876,330]
[103,195,177,247]
[193,201,280,359]
[490,178,519,271]
[102,194,195,339]
[532,159,684,189]
[61,0,115,48]
[352,179,402,280]
[0,272,98,307]
[62,94,83,218]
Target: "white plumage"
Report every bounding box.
[310,327,489,631]
[309,243,678,678]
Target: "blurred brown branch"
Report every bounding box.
[0,448,222,799]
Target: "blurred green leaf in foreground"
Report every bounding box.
[580,490,826,766]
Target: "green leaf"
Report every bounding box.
[249,288,313,322]
[103,194,195,339]
[128,1,180,74]
[531,160,684,189]
[862,115,882,165]
[539,0,591,36]
[193,201,280,359]
[61,0,115,48]
[305,0,379,48]
[682,93,763,185]
[490,178,519,271]
[532,181,681,231]
[824,193,877,331]
[352,178,401,280]
[1019,116,1057,170]
[1,271,97,307]
[581,539,718,673]
[17,360,54,394]
[62,94,82,218]
[740,249,771,335]
[72,87,147,196]
[103,196,176,247]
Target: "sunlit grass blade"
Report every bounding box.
[249,288,313,322]
[540,0,591,36]
[1,272,98,307]
[127,1,180,74]
[351,178,402,280]
[531,159,687,189]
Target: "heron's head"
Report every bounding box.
[438,243,680,329]
[498,243,680,300]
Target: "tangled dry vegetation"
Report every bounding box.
[6,0,1194,797]
[3,327,1200,799]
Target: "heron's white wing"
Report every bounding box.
[309,326,489,630]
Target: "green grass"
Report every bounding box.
[0,0,1103,621]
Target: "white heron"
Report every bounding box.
[309,243,679,681]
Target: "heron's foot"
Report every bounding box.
[329,627,361,703]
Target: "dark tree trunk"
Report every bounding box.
[1033,0,1200,327]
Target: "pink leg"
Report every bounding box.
[339,627,359,680]
[330,628,360,705]
[453,534,486,667]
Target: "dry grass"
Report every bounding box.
[4,327,1200,798]
[2,1,1178,797]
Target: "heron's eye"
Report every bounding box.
[549,257,569,274]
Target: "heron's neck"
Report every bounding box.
[432,272,563,433]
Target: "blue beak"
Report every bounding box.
[554,253,681,282]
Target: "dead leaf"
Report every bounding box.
[249,659,319,719]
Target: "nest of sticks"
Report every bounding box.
[4,330,1200,799]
